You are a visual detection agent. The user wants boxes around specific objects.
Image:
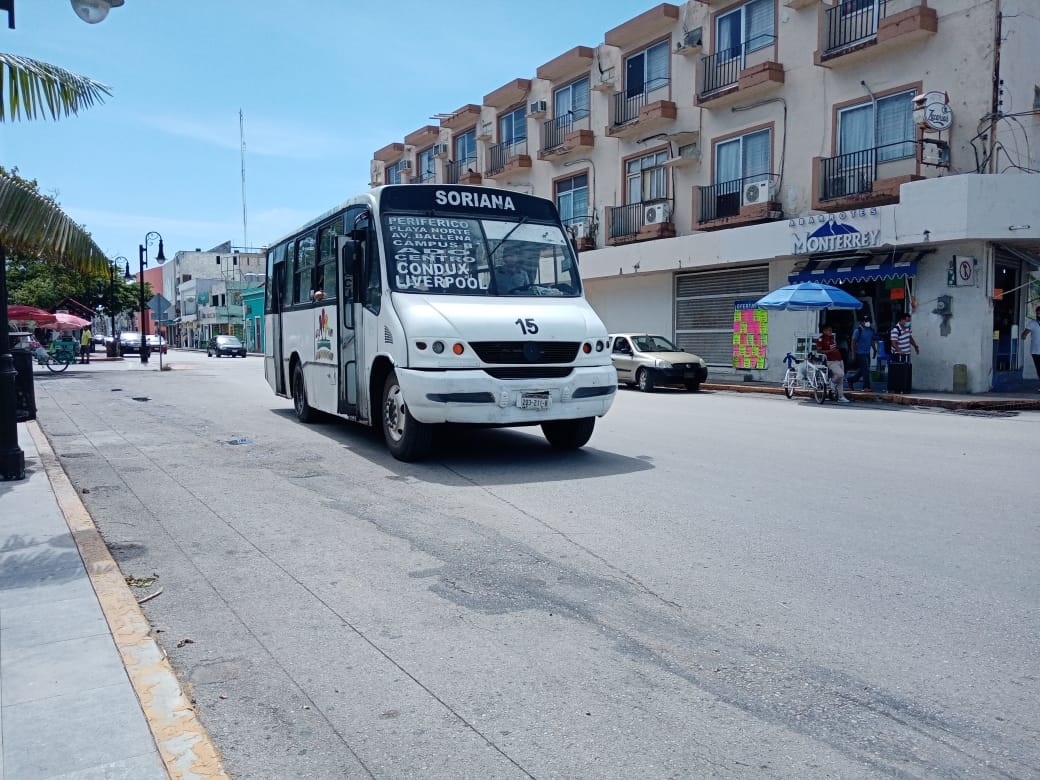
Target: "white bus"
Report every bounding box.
[264,184,617,461]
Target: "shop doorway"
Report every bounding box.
[992,260,1024,390]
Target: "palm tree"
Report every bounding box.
[1,51,113,479]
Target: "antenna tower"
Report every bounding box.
[240,109,249,249]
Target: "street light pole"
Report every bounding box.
[137,231,165,365]
[109,255,129,356]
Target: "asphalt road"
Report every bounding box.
[29,351,1040,779]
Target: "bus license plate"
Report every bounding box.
[518,393,551,411]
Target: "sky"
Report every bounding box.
[3,0,647,265]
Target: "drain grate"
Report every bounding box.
[224,437,254,446]
[131,396,150,402]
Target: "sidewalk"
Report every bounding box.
[0,422,227,779]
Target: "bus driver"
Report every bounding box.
[497,249,531,294]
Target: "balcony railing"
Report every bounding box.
[822,0,886,54]
[486,138,528,177]
[700,35,776,95]
[409,170,436,184]
[819,140,914,200]
[541,109,591,152]
[611,78,669,127]
[608,199,672,240]
[697,174,777,223]
[445,157,478,184]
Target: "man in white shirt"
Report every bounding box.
[1022,306,1040,392]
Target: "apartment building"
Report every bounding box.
[371,0,1040,393]
[166,243,265,347]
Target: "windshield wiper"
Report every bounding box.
[486,216,529,264]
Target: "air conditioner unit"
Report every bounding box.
[570,221,590,239]
[399,161,412,173]
[643,203,672,225]
[529,100,548,116]
[433,143,449,158]
[742,178,776,206]
[681,27,702,49]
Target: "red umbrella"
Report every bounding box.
[6,304,57,325]
[52,312,92,331]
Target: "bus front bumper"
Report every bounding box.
[396,366,617,425]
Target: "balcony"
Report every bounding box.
[606,80,676,140]
[445,158,482,185]
[536,45,595,83]
[405,125,440,148]
[373,142,405,163]
[604,3,679,50]
[815,0,937,68]
[484,140,532,179]
[697,36,783,108]
[606,200,675,246]
[538,110,595,161]
[563,215,597,252]
[440,104,481,132]
[695,174,781,230]
[812,142,922,212]
[484,78,531,110]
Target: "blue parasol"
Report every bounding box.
[755,282,864,311]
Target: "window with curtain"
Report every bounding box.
[626,151,669,203]
[554,77,590,120]
[454,129,477,165]
[714,129,771,184]
[556,173,589,225]
[385,160,406,185]
[839,89,916,161]
[499,106,527,150]
[716,0,775,60]
[625,40,670,99]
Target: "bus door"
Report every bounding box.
[269,258,288,396]
[336,210,366,417]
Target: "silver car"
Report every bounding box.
[609,333,708,392]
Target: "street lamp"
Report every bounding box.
[138,231,165,365]
[69,0,124,24]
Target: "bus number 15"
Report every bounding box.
[515,318,539,335]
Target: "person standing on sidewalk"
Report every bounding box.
[815,324,851,403]
[79,327,93,364]
[1022,306,1040,392]
[890,313,918,361]
[847,314,877,391]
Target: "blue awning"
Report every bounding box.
[788,256,918,284]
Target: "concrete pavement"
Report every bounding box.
[1,421,227,779]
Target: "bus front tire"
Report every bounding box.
[382,370,432,462]
[541,417,595,450]
[293,364,316,423]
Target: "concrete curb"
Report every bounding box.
[27,421,229,780]
[700,382,1040,411]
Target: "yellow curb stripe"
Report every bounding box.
[28,421,229,780]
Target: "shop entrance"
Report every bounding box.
[992,260,1023,390]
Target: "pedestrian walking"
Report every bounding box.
[79,327,93,364]
[1022,306,1040,392]
[847,314,877,391]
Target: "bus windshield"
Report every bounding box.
[384,213,581,297]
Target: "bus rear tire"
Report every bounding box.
[382,370,432,462]
[541,417,595,450]
[293,364,316,423]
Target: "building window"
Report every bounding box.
[839,89,916,162]
[498,106,527,152]
[625,40,669,98]
[556,173,589,226]
[626,151,669,204]
[715,128,771,184]
[385,159,407,185]
[454,129,477,166]
[716,0,775,60]
[417,147,435,182]
[554,77,590,121]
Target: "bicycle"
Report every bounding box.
[34,340,77,373]
[781,352,837,404]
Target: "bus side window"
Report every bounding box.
[317,221,342,301]
[294,233,316,305]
